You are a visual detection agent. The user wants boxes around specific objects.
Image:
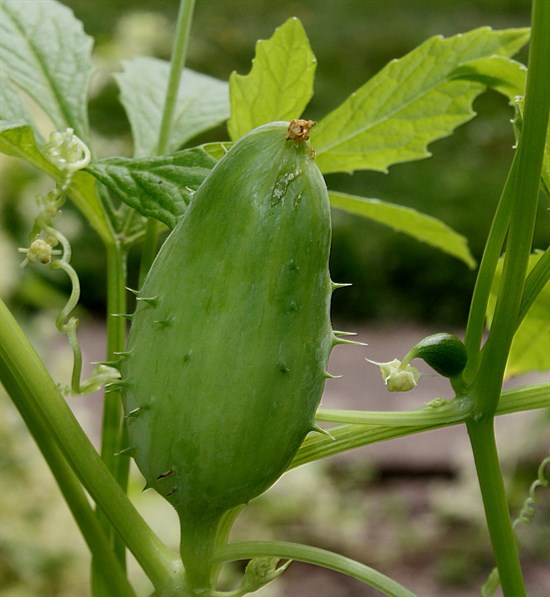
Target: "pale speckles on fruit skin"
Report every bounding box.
[271,169,302,204]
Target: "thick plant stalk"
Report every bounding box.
[466,1,550,595]
[0,300,184,596]
[0,353,136,597]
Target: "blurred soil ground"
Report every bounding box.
[2,321,548,596]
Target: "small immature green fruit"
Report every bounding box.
[409,332,468,378]
[122,121,336,590]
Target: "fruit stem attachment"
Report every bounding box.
[180,513,223,595]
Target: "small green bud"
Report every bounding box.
[20,238,54,264]
[240,557,291,593]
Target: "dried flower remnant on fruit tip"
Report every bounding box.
[286,119,316,142]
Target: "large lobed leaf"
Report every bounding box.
[450,55,527,103]
[115,58,229,158]
[329,191,475,268]
[86,148,217,229]
[0,0,93,142]
[313,27,530,174]
[228,17,316,141]
[487,252,550,379]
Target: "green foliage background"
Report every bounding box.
[4,0,548,324]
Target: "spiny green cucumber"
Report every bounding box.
[121,121,347,592]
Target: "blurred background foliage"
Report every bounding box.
[2,0,549,324]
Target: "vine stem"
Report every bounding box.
[0,349,136,597]
[215,541,416,597]
[292,384,550,468]
[139,0,197,284]
[93,240,131,589]
[472,0,550,418]
[465,1,550,594]
[0,299,184,595]
[467,419,526,596]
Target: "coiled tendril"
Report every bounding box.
[18,129,119,396]
[481,454,550,596]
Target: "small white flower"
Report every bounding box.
[42,128,91,172]
[25,238,53,264]
[367,358,421,392]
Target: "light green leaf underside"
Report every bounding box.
[115,58,229,158]
[487,253,550,379]
[329,191,476,268]
[451,56,527,102]
[228,17,316,141]
[0,121,109,241]
[86,148,217,229]
[0,120,58,177]
[0,72,33,126]
[313,27,530,174]
[0,0,93,142]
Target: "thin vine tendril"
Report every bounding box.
[480,454,550,596]
[18,129,120,396]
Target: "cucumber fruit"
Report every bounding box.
[121,121,343,592]
[409,332,468,378]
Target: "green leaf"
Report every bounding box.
[0,72,33,127]
[0,0,93,141]
[0,121,58,176]
[451,56,527,103]
[0,121,110,242]
[228,17,317,141]
[115,58,229,158]
[313,27,530,174]
[487,252,550,379]
[86,148,217,229]
[329,191,476,268]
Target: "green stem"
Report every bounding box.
[0,368,136,596]
[316,396,472,427]
[293,384,550,468]
[0,300,184,595]
[463,3,550,594]
[94,241,131,587]
[215,541,416,597]
[466,419,526,596]
[156,0,196,156]
[180,513,222,595]
[463,157,517,383]
[473,0,550,418]
[100,242,130,487]
[139,0,197,283]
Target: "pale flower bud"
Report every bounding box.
[26,238,53,264]
[367,358,421,392]
[43,128,91,172]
